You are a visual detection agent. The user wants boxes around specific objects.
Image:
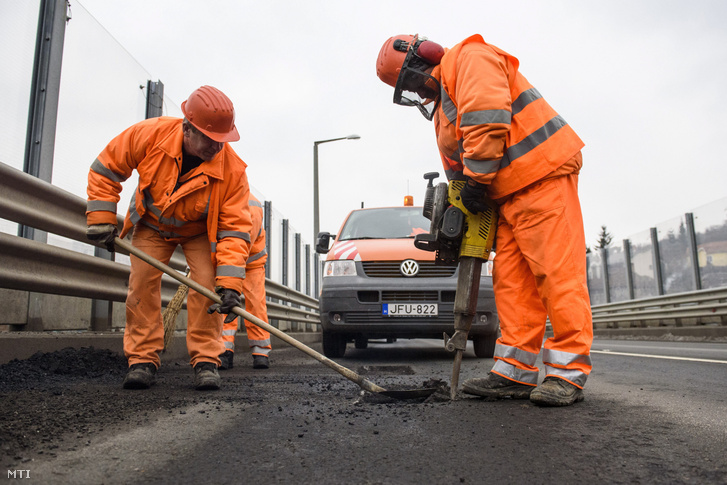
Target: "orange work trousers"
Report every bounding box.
[490,172,593,388]
[221,266,272,356]
[125,224,224,368]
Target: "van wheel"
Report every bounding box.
[473,335,496,358]
[354,336,368,349]
[322,331,346,358]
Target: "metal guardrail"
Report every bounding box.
[3,159,724,334]
[591,286,727,328]
[0,161,319,328]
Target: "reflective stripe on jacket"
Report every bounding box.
[246,194,268,270]
[434,35,585,198]
[86,116,252,293]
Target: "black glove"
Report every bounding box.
[459,178,488,214]
[86,223,118,252]
[207,287,241,323]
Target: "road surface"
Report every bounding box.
[1,337,725,484]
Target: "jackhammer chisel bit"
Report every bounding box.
[445,256,481,400]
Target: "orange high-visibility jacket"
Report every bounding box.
[433,35,584,199]
[247,194,268,270]
[86,116,252,293]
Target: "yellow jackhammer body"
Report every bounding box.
[414,173,497,399]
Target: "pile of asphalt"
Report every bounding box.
[0,346,127,391]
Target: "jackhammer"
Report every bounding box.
[414,172,497,400]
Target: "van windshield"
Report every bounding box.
[338,207,429,241]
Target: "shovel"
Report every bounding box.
[115,237,436,401]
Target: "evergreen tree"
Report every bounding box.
[595,225,613,249]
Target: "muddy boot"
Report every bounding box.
[462,372,533,399]
[122,363,157,390]
[530,376,584,407]
[218,350,234,370]
[252,355,269,369]
[194,362,220,390]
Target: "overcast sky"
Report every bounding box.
[74,0,727,246]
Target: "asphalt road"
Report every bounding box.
[2,337,726,484]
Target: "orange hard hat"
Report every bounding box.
[376,35,415,88]
[376,34,445,88]
[181,85,240,143]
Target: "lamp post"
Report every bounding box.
[313,134,360,241]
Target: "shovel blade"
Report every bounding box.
[378,388,438,400]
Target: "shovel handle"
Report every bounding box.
[115,237,386,394]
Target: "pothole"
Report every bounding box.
[357,378,451,404]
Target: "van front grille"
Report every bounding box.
[380,291,439,302]
[345,313,455,324]
[361,261,456,278]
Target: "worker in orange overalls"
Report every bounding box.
[377,35,593,406]
[86,85,252,391]
[219,193,272,370]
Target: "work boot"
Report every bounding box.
[252,355,270,369]
[122,363,157,390]
[194,362,220,390]
[530,376,584,407]
[462,372,533,399]
[218,350,234,370]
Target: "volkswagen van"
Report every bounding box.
[315,201,498,358]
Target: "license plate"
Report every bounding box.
[382,303,438,316]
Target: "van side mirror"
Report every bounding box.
[315,232,334,254]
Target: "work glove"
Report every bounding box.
[86,223,118,252]
[207,287,241,323]
[459,178,488,214]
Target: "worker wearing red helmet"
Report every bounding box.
[219,193,272,370]
[377,35,592,406]
[86,85,252,391]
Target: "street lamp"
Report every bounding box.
[313,134,360,241]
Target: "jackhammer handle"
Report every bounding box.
[114,237,387,394]
[423,171,439,185]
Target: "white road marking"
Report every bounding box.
[592,349,727,364]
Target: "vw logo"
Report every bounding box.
[400,259,419,277]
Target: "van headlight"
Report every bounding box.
[324,260,357,277]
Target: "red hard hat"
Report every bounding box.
[181,85,240,143]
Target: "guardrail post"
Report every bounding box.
[651,227,665,296]
[623,239,635,300]
[305,244,312,331]
[685,212,702,291]
[90,247,113,331]
[263,201,277,328]
[263,201,272,279]
[600,247,610,305]
[22,0,68,201]
[314,252,320,298]
[305,244,311,296]
[282,220,289,287]
[293,233,301,317]
[19,0,69,331]
[294,233,301,295]
[144,80,164,118]
[623,238,644,327]
[282,219,294,330]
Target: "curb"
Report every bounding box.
[593,326,727,340]
[0,331,322,365]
